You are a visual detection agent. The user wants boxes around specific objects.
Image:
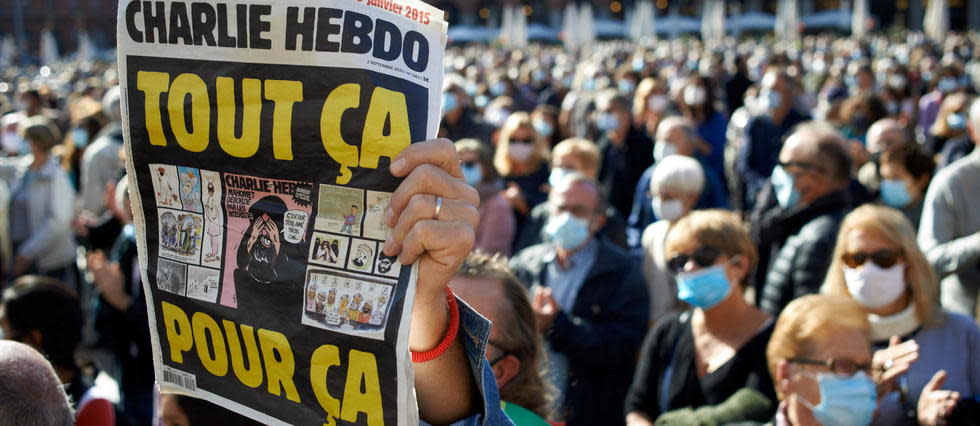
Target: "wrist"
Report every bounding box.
[410,287,451,352]
[411,287,459,363]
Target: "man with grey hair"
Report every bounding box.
[0,340,74,426]
[918,99,980,319]
[510,172,648,426]
[626,116,729,248]
[75,85,125,251]
[857,118,909,192]
[753,122,853,317]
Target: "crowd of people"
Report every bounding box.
[1,29,980,426]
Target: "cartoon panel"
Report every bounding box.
[363,191,393,241]
[301,269,395,340]
[186,266,220,303]
[177,167,203,213]
[314,185,363,236]
[347,239,377,273]
[158,208,204,264]
[156,258,188,296]
[149,164,182,209]
[308,232,349,268]
[200,170,224,268]
[374,252,401,278]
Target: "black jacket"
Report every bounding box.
[510,238,649,426]
[514,203,628,253]
[756,190,851,317]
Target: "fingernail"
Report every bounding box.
[391,158,405,174]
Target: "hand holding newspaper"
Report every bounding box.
[117,1,449,423]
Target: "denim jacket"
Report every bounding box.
[420,298,515,426]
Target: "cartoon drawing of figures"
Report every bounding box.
[313,238,328,261]
[306,281,318,311]
[371,294,387,324]
[327,288,336,308]
[315,286,327,313]
[160,212,178,248]
[359,301,373,323]
[337,295,350,324]
[351,243,373,270]
[327,239,340,263]
[179,170,202,212]
[377,253,397,274]
[155,167,178,206]
[348,293,363,322]
[204,178,222,262]
[340,205,359,234]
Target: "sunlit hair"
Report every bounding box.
[822,205,943,328]
[633,76,667,114]
[766,294,870,400]
[455,251,553,418]
[664,210,757,287]
[455,138,498,184]
[494,111,548,176]
[650,155,704,198]
[552,138,600,176]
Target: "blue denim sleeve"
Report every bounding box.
[419,297,516,426]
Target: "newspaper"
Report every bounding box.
[116,1,447,424]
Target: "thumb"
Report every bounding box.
[889,336,902,347]
[532,286,545,307]
[924,370,947,393]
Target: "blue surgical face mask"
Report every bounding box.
[771,165,801,210]
[880,179,913,208]
[938,77,959,93]
[534,119,554,138]
[597,112,620,132]
[676,264,733,310]
[490,81,507,97]
[947,112,967,131]
[549,167,572,187]
[760,89,782,112]
[461,163,483,186]
[544,212,591,250]
[71,127,89,148]
[618,80,637,94]
[800,371,877,426]
[442,92,458,114]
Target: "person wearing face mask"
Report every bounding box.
[531,104,561,148]
[595,91,654,216]
[495,112,551,245]
[679,75,728,190]
[625,210,776,426]
[926,93,971,159]
[633,77,674,139]
[856,119,909,194]
[438,81,494,145]
[514,138,628,252]
[74,87,126,253]
[766,294,879,426]
[878,143,935,229]
[456,139,516,256]
[753,123,853,317]
[61,97,106,190]
[823,205,980,426]
[737,71,811,210]
[510,173,648,426]
[639,155,705,326]
[627,117,730,249]
[839,93,888,145]
[918,65,965,138]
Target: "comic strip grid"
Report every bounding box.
[301,185,402,338]
[151,164,225,304]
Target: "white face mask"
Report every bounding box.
[654,141,678,163]
[508,143,535,163]
[648,95,669,112]
[683,86,707,106]
[652,197,685,222]
[844,262,907,309]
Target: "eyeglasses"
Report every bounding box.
[790,357,872,376]
[842,249,901,268]
[509,138,533,145]
[461,160,479,168]
[488,341,512,367]
[668,246,722,274]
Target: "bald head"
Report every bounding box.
[0,341,74,426]
[866,119,906,154]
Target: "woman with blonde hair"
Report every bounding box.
[823,204,980,426]
[626,210,776,425]
[494,112,550,236]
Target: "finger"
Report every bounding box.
[386,164,479,225]
[390,139,462,179]
[397,219,474,267]
[889,336,902,347]
[924,370,948,393]
[383,194,479,256]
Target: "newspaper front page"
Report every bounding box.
[116,1,447,423]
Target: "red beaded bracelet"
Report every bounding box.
[411,286,460,363]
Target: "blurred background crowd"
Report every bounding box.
[1,1,980,426]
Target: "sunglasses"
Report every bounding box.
[790,357,872,377]
[509,138,533,145]
[668,246,722,274]
[842,249,901,268]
